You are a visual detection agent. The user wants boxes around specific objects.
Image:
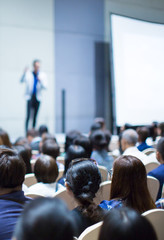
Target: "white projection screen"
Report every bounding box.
[111,14,164,127]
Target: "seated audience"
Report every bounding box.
[13,198,74,240]
[98,207,157,240]
[90,130,114,171]
[121,129,149,164]
[38,124,48,137]
[94,117,106,130]
[41,139,64,170]
[26,129,41,150]
[0,147,30,240]
[148,137,164,200]
[58,144,86,186]
[99,155,155,213]
[28,155,64,196]
[14,137,29,146]
[65,159,106,237]
[0,128,12,148]
[14,145,32,174]
[89,122,101,136]
[65,130,81,152]
[137,127,152,151]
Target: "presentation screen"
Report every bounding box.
[111,14,164,126]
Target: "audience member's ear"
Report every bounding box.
[156,151,161,163]
[65,182,74,196]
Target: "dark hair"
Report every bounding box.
[42,140,60,159]
[66,159,104,222]
[90,123,101,133]
[42,133,57,144]
[26,129,39,138]
[0,129,12,148]
[94,117,105,129]
[64,145,86,175]
[14,145,32,174]
[34,155,58,183]
[0,147,26,188]
[110,155,155,213]
[158,122,164,137]
[13,198,74,240]
[90,130,107,150]
[14,137,29,146]
[157,137,164,160]
[38,125,48,137]
[98,207,157,240]
[137,127,149,142]
[65,130,81,152]
[73,135,92,158]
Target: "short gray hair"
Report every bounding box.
[122,129,138,145]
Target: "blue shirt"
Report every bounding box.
[99,199,123,211]
[0,191,31,240]
[137,142,152,152]
[91,150,114,171]
[148,164,164,200]
[33,72,38,95]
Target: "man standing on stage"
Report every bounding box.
[21,60,47,131]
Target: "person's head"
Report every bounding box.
[156,137,164,163]
[73,135,92,158]
[157,122,164,136]
[38,125,48,137]
[121,129,138,152]
[13,198,74,240]
[98,207,157,240]
[94,117,105,130]
[111,155,155,213]
[90,130,107,150]
[90,122,101,134]
[34,155,58,183]
[26,129,39,143]
[33,59,40,73]
[0,147,26,191]
[64,145,86,175]
[14,145,32,174]
[0,128,12,148]
[14,137,29,146]
[41,140,60,159]
[104,129,112,151]
[137,127,150,143]
[66,159,101,203]
[65,130,81,152]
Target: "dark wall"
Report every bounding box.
[55,0,108,133]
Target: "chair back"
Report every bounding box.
[98,165,108,182]
[94,181,111,205]
[24,173,37,187]
[142,209,164,240]
[143,148,156,155]
[25,193,44,199]
[147,176,160,202]
[53,188,77,210]
[78,221,103,240]
[145,162,160,174]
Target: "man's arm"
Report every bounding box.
[20,67,29,83]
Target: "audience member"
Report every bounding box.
[14,137,29,146]
[66,159,105,236]
[73,135,92,158]
[0,128,12,148]
[0,147,30,240]
[148,137,164,200]
[90,130,114,171]
[58,144,86,186]
[14,145,32,174]
[94,117,106,130]
[26,129,41,150]
[13,198,74,240]
[38,124,48,137]
[99,155,155,213]
[121,129,149,164]
[41,139,64,170]
[28,155,64,196]
[98,207,157,240]
[137,127,152,151]
[65,130,81,152]
[89,122,101,136]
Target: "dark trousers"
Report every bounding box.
[26,94,40,131]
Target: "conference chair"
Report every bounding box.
[24,173,37,187]
[94,181,111,205]
[142,209,164,240]
[145,161,160,174]
[143,148,156,156]
[57,156,65,165]
[147,176,160,202]
[98,165,109,182]
[53,188,77,210]
[78,221,103,240]
[25,193,45,199]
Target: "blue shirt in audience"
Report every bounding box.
[137,142,152,152]
[0,190,31,240]
[99,199,123,210]
[91,149,114,171]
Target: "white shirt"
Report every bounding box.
[123,146,151,165]
[20,71,47,101]
[28,182,65,197]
